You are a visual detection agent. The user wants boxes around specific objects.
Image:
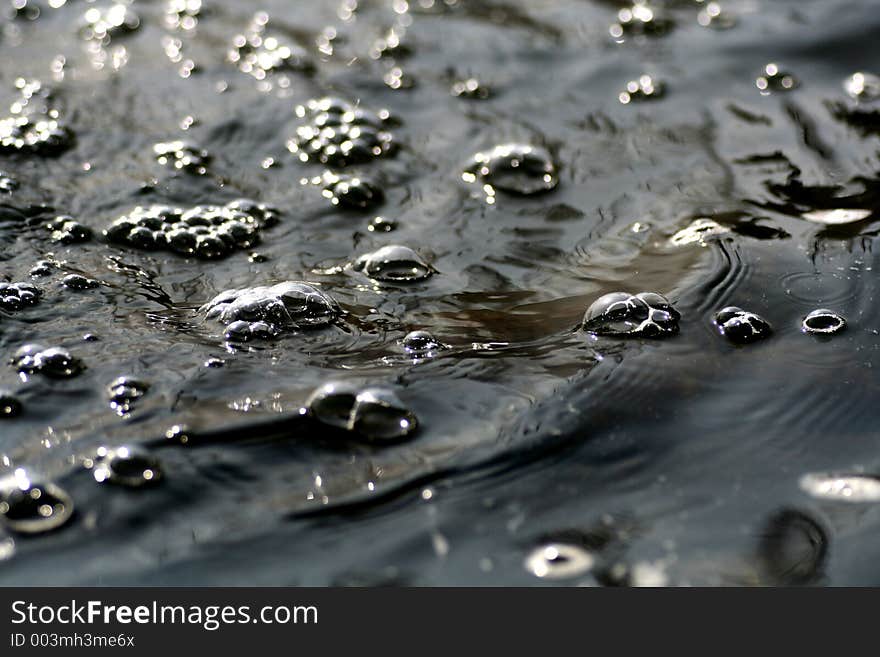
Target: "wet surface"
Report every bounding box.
[2,0,880,585]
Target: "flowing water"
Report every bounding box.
[1,0,880,585]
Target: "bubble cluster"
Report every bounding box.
[582,292,680,338]
[229,12,312,81]
[800,473,880,502]
[0,390,23,419]
[90,445,162,487]
[619,75,664,104]
[756,63,798,94]
[524,543,594,580]
[669,218,728,246]
[697,2,736,29]
[29,260,53,277]
[402,330,445,357]
[12,344,84,378]
[305,382,419,443]
[79,3,140,42]
[107,376,149,415]
[0,79,73,155]
[165,0,203,31]
[353,245,433,282]
[802,309,846,335]
[202,281,339,339]
[0,472,73,534]
[463,144,558,202]
[105,200,278,259]
[609,3,672,41]
[0,172,18,193]
[843,72,880,102]
[304,171,385,210]
[367,216,397,233]
[61,274,99,290]
[713,307,772,344]
[287,97,395,167]
[153,140,211,175]
[0,282,40,311]
[47,215,92,244]
[451,77,489,99]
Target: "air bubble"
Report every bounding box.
[353,245,433,282]
[12,344,85,378]
[107,376,149,415]
[713,307,772,344]
[61,274,99,290]
[463,144,558,200]
[305,382,419,442]
[402,330,445,357]
[582,292,680,338]
[697,2,736,30]
[229,13,313,82]
[843,72,880,102]
[0,390,22,418]
[669,218,728,246]
[79,3,140,42]
[0,80,73,155]
[90,445,162,487]
[368,216,397,233]
[47,215,92,244]
[524,543,594,580]
[0,172,18,193]
[451,77,489,99]
[0,282,40,311]
[802,309,845,335]
[800,473,880,502]
[0,474,74,534]
[202,281,339,337]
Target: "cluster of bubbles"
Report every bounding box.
[107,377,150,416]
[712,307,772,344]
[153,140,211,175]
[202,281,339,341]
[462,144,558,203]
[11,344,84,378]
[0,79,73,155]
[105,199,279,259]
[581,292,680,338]
[0,281,40,311]
[47,215,92,244]
[61,273,99,290]
[305,382,418,443]
[353,245,433,282]
[451,77,489,99]
[88,445,162,487]
[287,97,396,167]
[229,12,312,83]
[756,63,798,94]
[78,3,140,43]
[618,75,664,104]
[609,3,673,41]
[165,0,203,32]
[302,171,385,210]
[843,72,880,102]
[697,2,736,30]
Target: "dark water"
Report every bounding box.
[2,0,880,585]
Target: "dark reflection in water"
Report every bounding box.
[3,0,880,585]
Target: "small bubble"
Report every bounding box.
[524,543,594,580]
[402,330,444,357]
[713,307,772,344]
[802,309,845,335]
[0,390,23,418]
[582,292,680,338]
[91,445,162,487]
[801,208,871,225]
[306,382,419,442]
[0,171,18,193]
[353,245,433,282]
[47,215,92,244]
